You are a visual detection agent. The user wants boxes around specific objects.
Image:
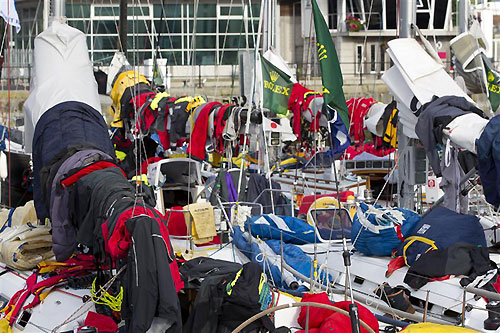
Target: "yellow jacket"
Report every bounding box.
[109,71,149,127]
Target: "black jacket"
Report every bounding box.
[179,257,242,288]
[184,262,275,333]
[247,174,291,215]
[123,215,182,333]
[169,101,190,147]
[70,167,135,253]
[219,262,275,332]
[405,243,491,289]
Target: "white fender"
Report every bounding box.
[0,151,8,181]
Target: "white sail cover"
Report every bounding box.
[24,22,101,153]
[382,38,473,139]
[365,103,386,137]
[106,52,130,94]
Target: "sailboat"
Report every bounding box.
[0,0,500,331]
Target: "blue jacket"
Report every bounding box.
[32,101,114,220]
[477,115,500,207]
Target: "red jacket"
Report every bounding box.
[186,102,221,160]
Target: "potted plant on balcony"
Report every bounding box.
[346,14,363,32]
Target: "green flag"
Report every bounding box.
[483,57,500,113]
[311,0,349,129]
[261,56,293,115]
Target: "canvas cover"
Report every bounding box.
[383,38,473,139]
[24,22,102,153]
[0,200,37,231]
[231,227,299,288]
[0,224,53,270]
[365,103,386,137]
[245,214,316,244]
[444,112,488,153]
[351,202,421,256]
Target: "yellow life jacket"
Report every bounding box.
[382,104,398,148]
[109,71,149,127]
[131,174,149,186]
[150,91,171,110]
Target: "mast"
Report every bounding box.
[52,0,65,18]
[399,0,416,38]
[397,0,416,209]
[43,0,50,30]
[458,0,467,33]
[46,0,66,25]
[263,0,277,51]
[119,0,128,56]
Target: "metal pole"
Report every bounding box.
[43,0,50,30]
[51,0,65,18]
[399,0,416,38]
[262,0,269,51]
[461,288,467,327]
[458,0,467,34]
[119,0,128,56]
[398,0,415,209]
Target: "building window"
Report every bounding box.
[370,44,377,73]
[380,45,386,72]
[63,2,261,67]
[356,45,364,74]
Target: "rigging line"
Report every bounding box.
[130,0,145,212]
[247,0,257,62]
[230,19,247,98]
[188,0,200,95]
[91,0,108,63]
[137,0,156,59]
[6,0,11,208]
[325,253,480,299]
[52,265,127,333]
[108,0,124,57]
[81,0,92,36]
[229,0,254,99]
[157,0,179,66]
[249,0,265,105]
[369,13,384,98]
[215,0,237,99]
[348,0,375,131]
[27,0,42,52]
[304,6,314,87]
[0,22,7,56]
[236,0,265,199]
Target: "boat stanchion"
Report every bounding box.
[461,288,467,327]
[423,290,430,322]
[342,234,360,333]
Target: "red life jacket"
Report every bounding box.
[130,92,156,133]
[346,97,377,145]
[2,254,96,325]
[187,102,222,160]
[213,104,234,154]
[288,83,313,141]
